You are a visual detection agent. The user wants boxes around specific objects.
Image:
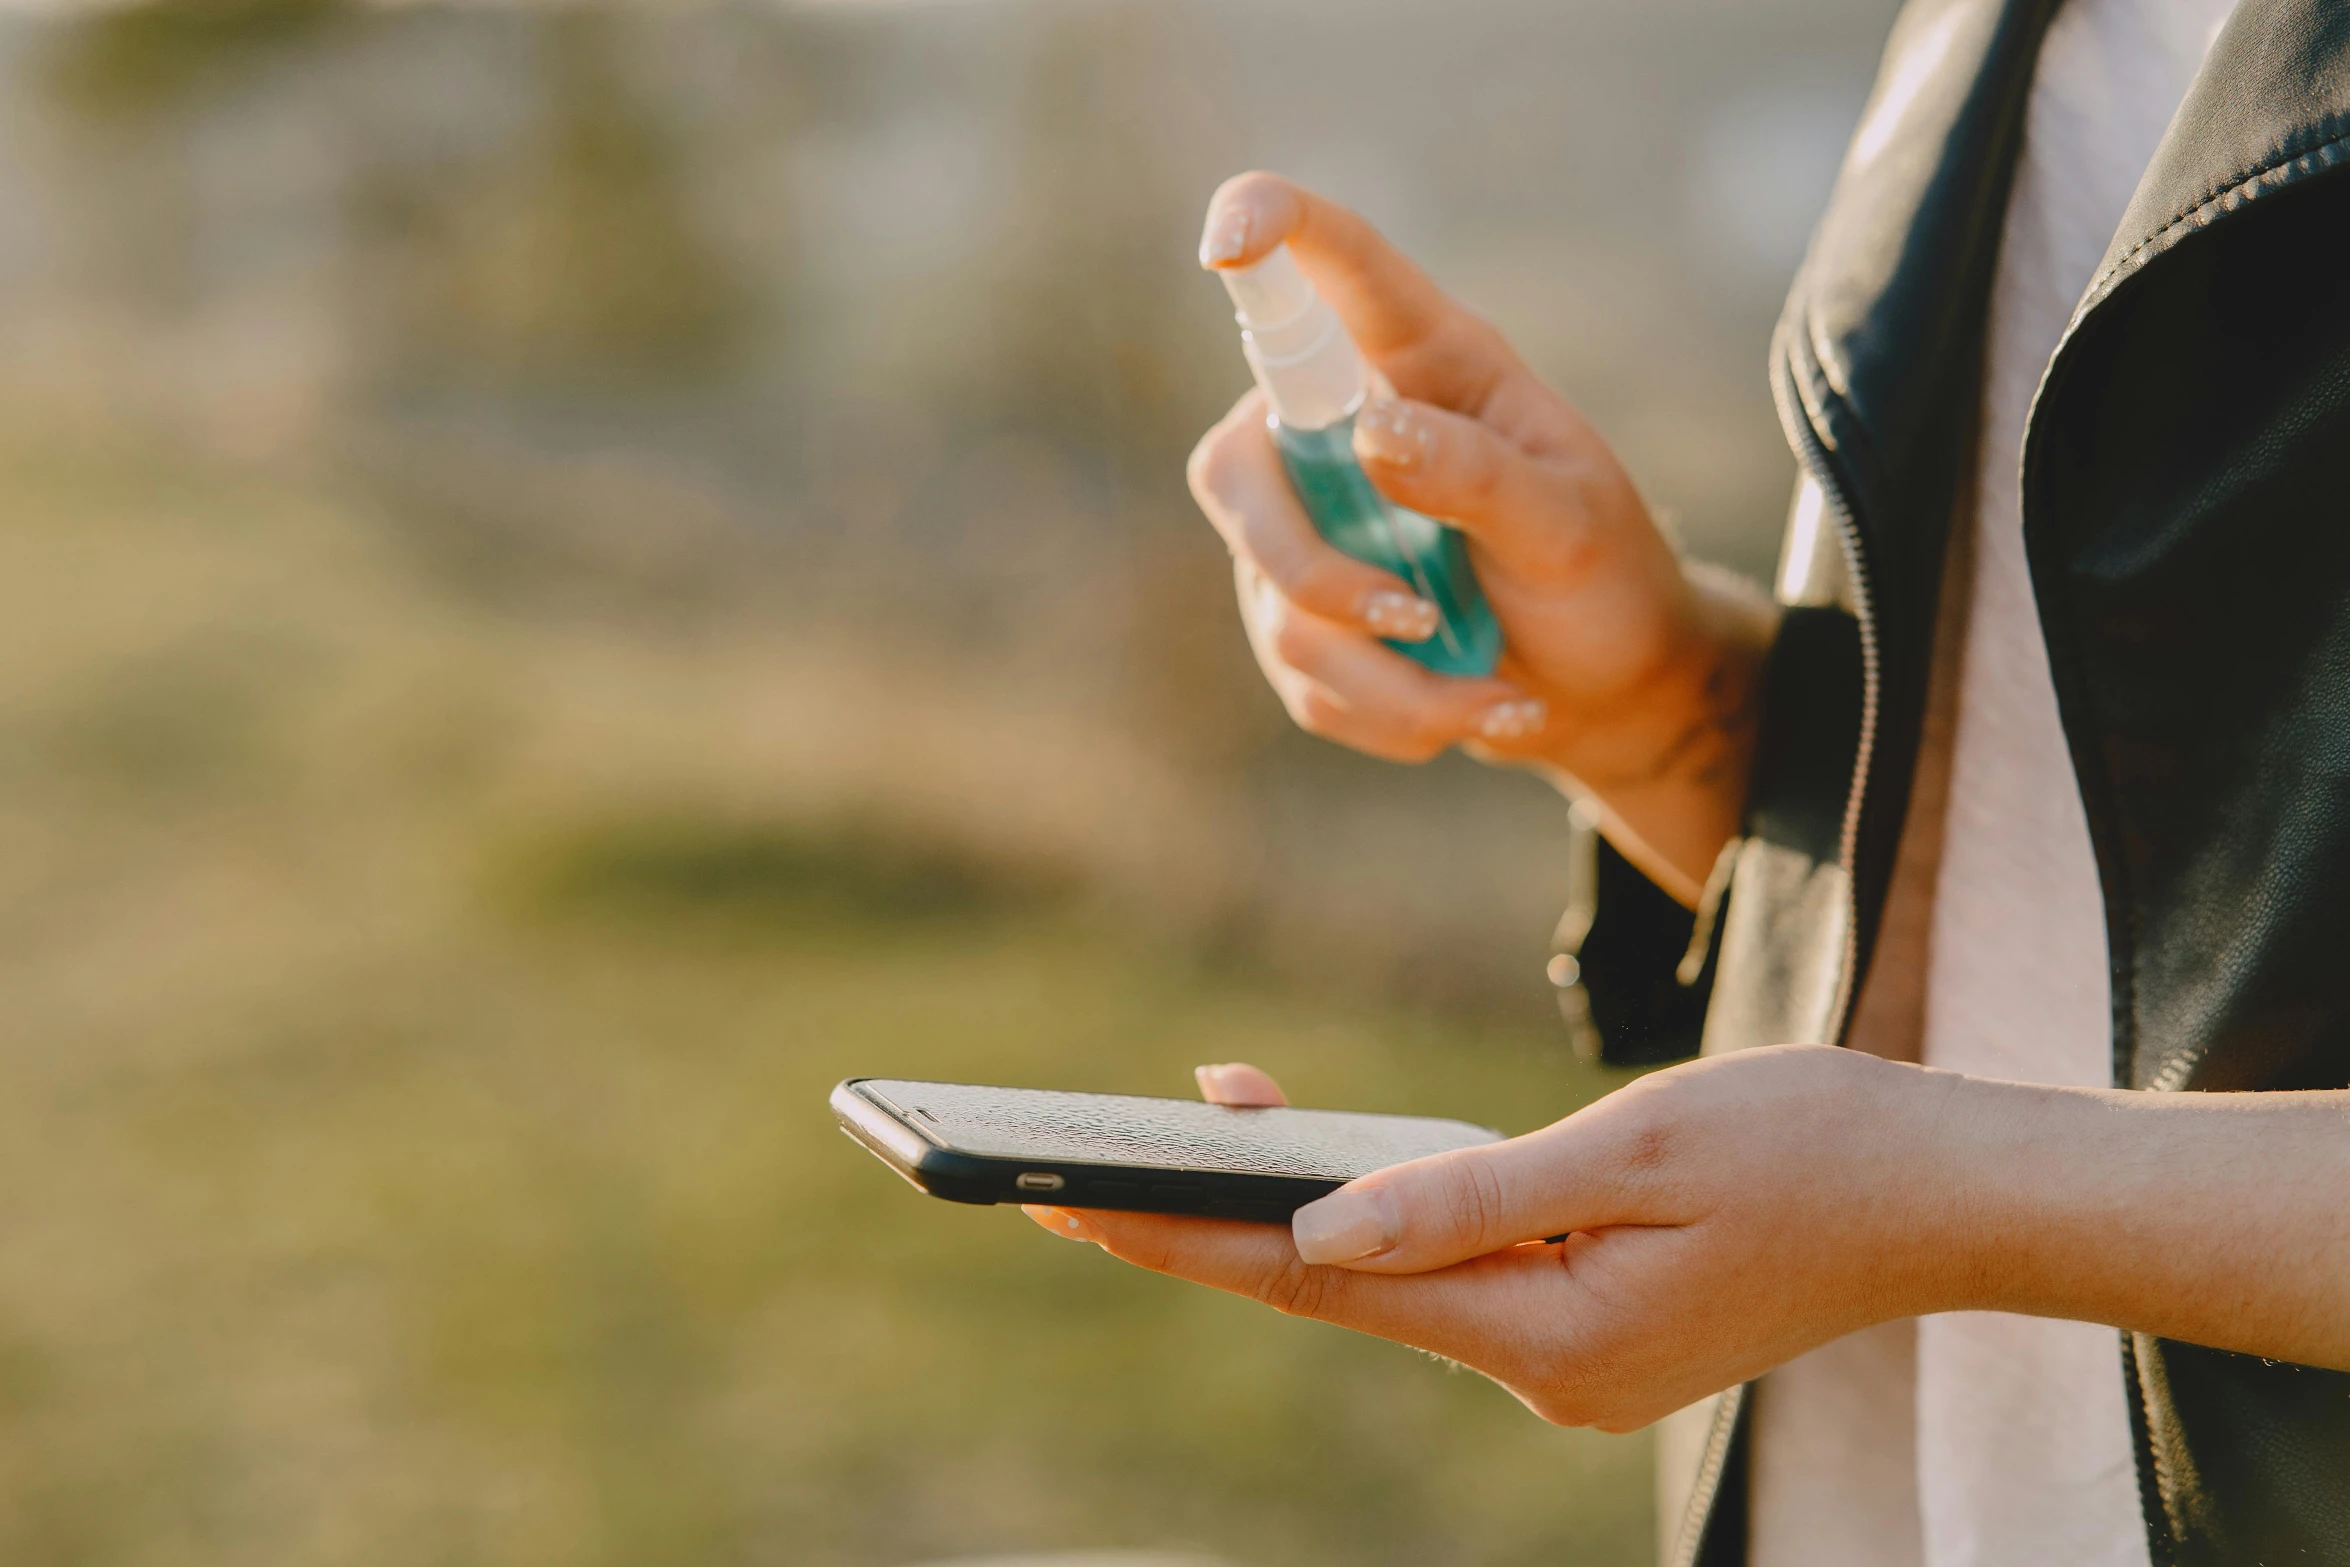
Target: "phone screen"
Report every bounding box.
[858,1079,1499,1181]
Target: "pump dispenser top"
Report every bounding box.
[1219,245,1367,432]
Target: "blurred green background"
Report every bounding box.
[0,1,1890,1563]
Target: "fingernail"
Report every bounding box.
[1195,1063,1244,1098]
[1038,1207,1099,1243]
[1292,1186,1397,1265]
[1477,699,1547,741]
[1200,205,1250,267]
[1362,589,1439,642]
[1352,400,1431,468]
[1247,568,1282,626]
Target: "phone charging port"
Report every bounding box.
[1015,1172,1065,1192]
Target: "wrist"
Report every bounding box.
[1765,1052,2350,1369]
[1839,1060,2022,1322]
[1879,1071,2140,1323]
[1531,571,1778,902]
[1534,592,1771,795]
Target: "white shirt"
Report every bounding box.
[1747,0,2240,1563]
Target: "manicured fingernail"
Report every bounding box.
[1352,399,1431,468]
[1246,568,1282,626]
[1362,589,1439,641]
[1293,1187,1397,1264]
[1038,1207,1098,1242]
[1195,1063,1245,1097]
[1200,205,1251,267]
[1478,699,1547,741]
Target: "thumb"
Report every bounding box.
[1290,1116,1642,1272]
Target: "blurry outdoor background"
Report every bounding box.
[0,1,1891,1563]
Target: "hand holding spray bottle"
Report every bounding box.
[1215,245,1501,677]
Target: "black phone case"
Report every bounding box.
[831,1077,1501,1223]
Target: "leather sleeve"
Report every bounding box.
[1739,606,1865,871]
[1564,605,1862,1067]
[1574,830,1711,1067]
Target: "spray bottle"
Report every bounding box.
[1218,246,1501,677]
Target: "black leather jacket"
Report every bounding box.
[1570,1,2350,1562]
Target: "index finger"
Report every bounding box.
[1199,172,1520,415]
[1022,1204,1573,1367]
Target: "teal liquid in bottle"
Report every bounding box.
[1219,244,1501,678]
[1270,413,1501,677]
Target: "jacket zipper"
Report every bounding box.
[1818,462,1879,1047]
[1768,347,1881,1048]
[1666,1384,1747,1567]
[1668,346,1884,1567]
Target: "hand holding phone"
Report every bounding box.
[1021,1045,1977,1434]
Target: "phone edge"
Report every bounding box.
[828,1078,1345,1220]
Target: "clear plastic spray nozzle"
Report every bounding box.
[1219,243,1316,330]
[1218,245,1367,433]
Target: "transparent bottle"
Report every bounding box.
[1218,246,1501,677]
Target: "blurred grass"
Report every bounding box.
[0,0,1890,1550]
[509,816,1068,931]
[0,433,1651,1567]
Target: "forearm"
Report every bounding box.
[1534,563,1779,906]
[1926,1074,2350,1370]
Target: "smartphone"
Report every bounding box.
[833,1077,1501,1223]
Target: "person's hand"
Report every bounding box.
[1029,1047,1968,1430]
[1031,1060,2350,1417]
[1191,173,1777,902]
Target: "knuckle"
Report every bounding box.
[1251,1257,1343,1319]
[1384,732,1447,765]
[1289,687,1344,737]
[1463,318,1518,377]
[1248,527,1316,591]
[1424,318,1515,408]
[1453,436,1508,512]
[1348,707,1446,764]
[1349,696,1451,765]
[1267,606,1318,667]
[1114,1227,1181,1275]
[1284,557,1351,615]
[1621,1121,1674,1176]
[1605,1090,1682,1185]
[1436,1154,1509,1251]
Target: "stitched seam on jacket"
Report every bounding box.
[2093,119,2350,297]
